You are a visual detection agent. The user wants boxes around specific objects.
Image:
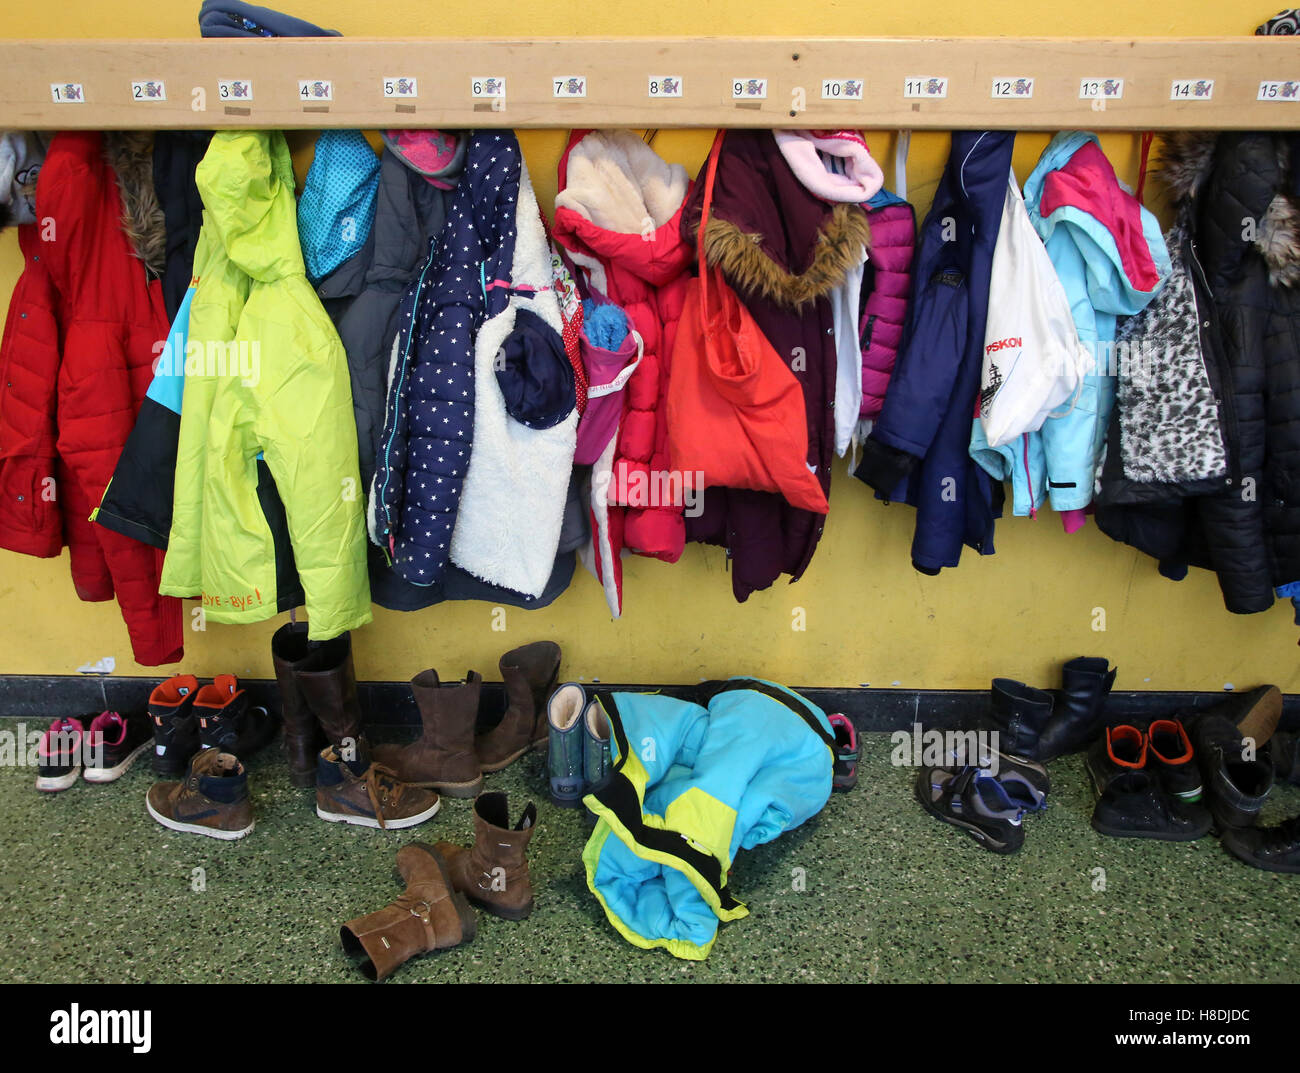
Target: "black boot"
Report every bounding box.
[1187,711,1275,831]
[1270,732,1300,786]
[984,678,1054,762]
[1037,657,1116,762]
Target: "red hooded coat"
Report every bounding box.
[0,132,182,665]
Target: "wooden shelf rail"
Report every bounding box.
[1,36,1300,130]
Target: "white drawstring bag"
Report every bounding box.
[979,169,1089,448]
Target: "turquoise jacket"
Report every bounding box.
[971,132,1169,516]
[582,679,835,960]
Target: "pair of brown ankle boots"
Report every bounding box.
[371,641,561,798]
[340,792,536,981]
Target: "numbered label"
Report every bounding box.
[471,77,506,98]
[50,82,85,103]
[821,78,864,100]
[1258,80,1300,101]
[553,76,587,98]
[217,79,253,102]
[1171,78,1214,100]
[648,75,683,98]
[1079,77,1124,100]
[992,77,1034,99]
[132,80,167,101]
[904,76,948,99]
[383,76,418,99]
[732,78,768,100]
[299,80,333,102]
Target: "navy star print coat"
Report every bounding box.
[369,132,522,585]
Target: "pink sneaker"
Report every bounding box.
[36,716,86,793]
[84,711,152,784]
[829,713,858,792]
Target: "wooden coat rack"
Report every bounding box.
[1,36,1299,131]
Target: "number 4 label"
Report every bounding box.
[299,80,332,102]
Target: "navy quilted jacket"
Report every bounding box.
[369,132,522,585]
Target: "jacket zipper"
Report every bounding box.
[1187,232,1242,488]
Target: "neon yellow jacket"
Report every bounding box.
[159,131,371,639]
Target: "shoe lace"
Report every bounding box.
[363,763,405,831]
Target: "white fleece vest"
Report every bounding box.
[450,163,579,597]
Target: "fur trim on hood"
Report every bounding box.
[701,201,871,310]
[104,132,165,280]
[1158,130,1300,288]
[556,130,689,235]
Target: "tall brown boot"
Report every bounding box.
[476,642,561,773]
[339,843,476,982]
[435,791,537,921]
[372,671,484,798]
[271,622,323,788]
[296,632,365,752]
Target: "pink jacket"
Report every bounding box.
[859,194,916,420]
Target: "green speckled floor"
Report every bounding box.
[3,733,1299,983]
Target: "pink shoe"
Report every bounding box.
[84,711,152,784]
[829,713,858,792]
[36,716,86,793]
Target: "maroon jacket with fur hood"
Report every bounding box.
[680,129,870,600]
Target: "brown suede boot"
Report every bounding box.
[340,843,476,981]
[476,642,561,773]
[372,671,484,798]
[271,622,324,788]
[435,791,537,921]
[296,632,365,752]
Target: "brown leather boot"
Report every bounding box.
[315,745,442,830]
[476,642,561,772]
[435,791,537,921]
[340,843,476,981]
[271,622,323,787]
[296,632,365,752]
[372,671,484,798]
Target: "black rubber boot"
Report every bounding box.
[984,678,1054,762]
[1037,657,1116,762]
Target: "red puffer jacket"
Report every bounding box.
[0,132,182,665]
[552,130,694,616]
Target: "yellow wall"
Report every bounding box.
[0,2,1296,692]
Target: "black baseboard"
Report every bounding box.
[0,674,1296,735]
